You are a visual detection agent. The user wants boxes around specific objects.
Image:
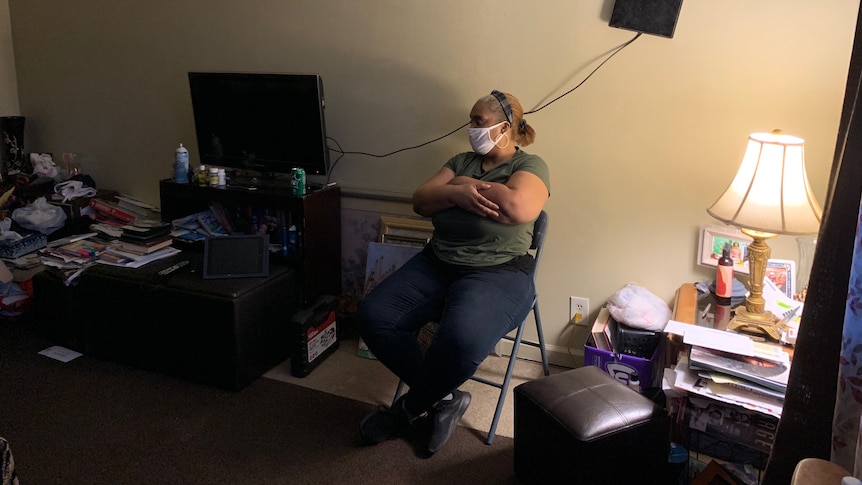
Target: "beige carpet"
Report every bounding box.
[264,339,563,440]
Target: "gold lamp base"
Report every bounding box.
[723,228,783,342]
[727,307,782,341]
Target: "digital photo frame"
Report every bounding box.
[203,234,270,279]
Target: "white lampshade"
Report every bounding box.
[707,130,823,235]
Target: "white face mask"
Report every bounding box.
[468,121,507,155]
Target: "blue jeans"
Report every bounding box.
[358,250,535,414]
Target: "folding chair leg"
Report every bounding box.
[484,319,528,445]
[533,301,550,376]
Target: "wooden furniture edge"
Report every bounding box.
[673,282,698,324]
[666,282,698,367]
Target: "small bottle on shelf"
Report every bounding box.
[714,245,734,305]
[627,371,640,394]
[196,165,209,186]
[288,225,299,254]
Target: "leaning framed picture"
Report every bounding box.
[698,224,753,275]
[378,216,434,247]
[765,259,795,299]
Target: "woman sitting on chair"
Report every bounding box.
[358,90,550,455]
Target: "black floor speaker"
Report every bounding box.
[609,0,684,39]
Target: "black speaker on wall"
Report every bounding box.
[609,0,684,39]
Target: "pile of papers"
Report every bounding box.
[36,230,180,285]
[665,321,789,418]
[170,209,229,244]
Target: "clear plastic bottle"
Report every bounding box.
[174,143,189,183]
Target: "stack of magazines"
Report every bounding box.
[666,321,789,418]
[688,345,789,397]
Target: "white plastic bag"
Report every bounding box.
[607,283,672,332]
[11,197,67,235]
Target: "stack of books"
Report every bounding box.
[88,198,137,226]
[114,194,161,220]
[114,220,173,255]
[38,236,108,285]
[41,238,107,264]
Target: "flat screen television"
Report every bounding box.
[187,72,330,177]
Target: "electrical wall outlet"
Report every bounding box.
[570,296,590,326]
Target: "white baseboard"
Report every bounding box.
[496,339,582,369]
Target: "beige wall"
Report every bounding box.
[0,0,18,115]
[6,1,859,366]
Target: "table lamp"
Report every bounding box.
[707,129,822,341]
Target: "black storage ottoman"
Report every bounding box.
[513,365,670,485]
[35,252,299,391]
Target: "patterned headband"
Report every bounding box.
[490,90,513,124]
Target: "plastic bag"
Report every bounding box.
[30,153,60,178]
[607,283,672,332]
[11,197,67,235]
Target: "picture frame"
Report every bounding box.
[698,224,753,275]
[358,241,424,360]
[766,259,796,299]
[378,215,434,248]
[691,459,740,485]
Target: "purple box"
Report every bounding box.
[584,336,662,388]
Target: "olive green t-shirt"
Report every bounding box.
[429,148,550,267]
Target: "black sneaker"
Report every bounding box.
[359,405,401,445]
[359,395,416,445]
[426,390,471,454]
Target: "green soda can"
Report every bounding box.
[290,167,306,196]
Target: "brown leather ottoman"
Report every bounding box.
[513,365,670,485]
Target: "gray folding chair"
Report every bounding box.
[393,210,550,444]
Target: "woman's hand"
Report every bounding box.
[448,172,547,224]
[449,181,500,217]
[414,169,500,217]
[413,168,547,223]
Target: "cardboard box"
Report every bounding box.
[584,335,663,388]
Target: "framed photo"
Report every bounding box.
[378,215,434,248]
[698,224,753,275]
[691,459,740,485]
[766,259,795,299]
[358,241,424,360]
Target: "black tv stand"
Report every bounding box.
[159,179,341,305]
